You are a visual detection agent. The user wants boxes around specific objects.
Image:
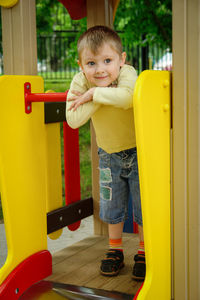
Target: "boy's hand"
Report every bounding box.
[68,88,96,111]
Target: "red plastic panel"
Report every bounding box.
[58,0,86,20]
[63,121,81,231]
[0,250,52,300]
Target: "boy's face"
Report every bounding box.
[78,43,126,87]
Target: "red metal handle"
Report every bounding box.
[24,82,67,114]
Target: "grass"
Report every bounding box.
[44,80,71,92]
[0,80,92,222]
[78,121,92,198]
[38,71,78,83]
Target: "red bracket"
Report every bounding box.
[24,82,67,114]
[0,250,52,299]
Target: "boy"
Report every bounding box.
[66,25,145,281]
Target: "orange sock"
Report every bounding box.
[138,241,145,255]
[109,238,123,252]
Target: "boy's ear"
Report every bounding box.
[77,60,83,70]
[120,52,126,66]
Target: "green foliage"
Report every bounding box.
[114,0,172,49]
[36,0,58,34]
[36,0,172,55]
[63,19,87,68]
[36,0,87,69]
[78,121,92,199]
[36,0,87,34]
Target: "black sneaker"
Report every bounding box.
[132,253,146,281]
[100,249,124,276]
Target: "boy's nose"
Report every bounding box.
[95,64,105,73]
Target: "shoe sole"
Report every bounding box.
[100,262,125,276]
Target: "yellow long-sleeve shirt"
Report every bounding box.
[66,64,137,153]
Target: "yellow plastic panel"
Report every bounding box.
[45,123,63,240]
[44,91,63,240]
[133,71,171,299]
[0,75,62,283]
[0,75,46,283]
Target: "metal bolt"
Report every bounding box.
[59,216,63,222]
[15,288,19,294]
[163,104,169,112]
[78,209,81,214]
[56,109,60,114]
[27,106,31,111]
[26,84,30,89]
[163,80,169,88]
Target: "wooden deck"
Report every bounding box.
[47,233,143,296]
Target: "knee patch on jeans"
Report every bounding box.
[100,168,112,183]
[100,168,112,201]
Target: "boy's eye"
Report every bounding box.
[87,61,95,66]
[105,58,111,64]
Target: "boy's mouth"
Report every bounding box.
[95,75,108,80]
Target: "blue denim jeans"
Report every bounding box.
[98,147,142,226]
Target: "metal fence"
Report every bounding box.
[37,33,78,81]
[0,32,172,80]
[0,0,172,80]
[36,33,172,81]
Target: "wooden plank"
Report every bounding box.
[51,235,105,265]
[48,236,108,281]
[47,198,93,234]
[172,0,200,299]
[86,0,113,29]
[86,0,113,237]
[48,234,142,295]
[1,0,37,75]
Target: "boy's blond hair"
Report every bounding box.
[77,25,123,60]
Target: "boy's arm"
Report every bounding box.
[66,73,100,129]
[93,65,137,110]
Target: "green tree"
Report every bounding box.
[35,0,171,71]
[114,0,172,50]
[36,0,86,34]
[36,0,57,34]
[36,0,172,49]
[36,0,87,69]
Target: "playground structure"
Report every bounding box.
[0,0,199,299]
